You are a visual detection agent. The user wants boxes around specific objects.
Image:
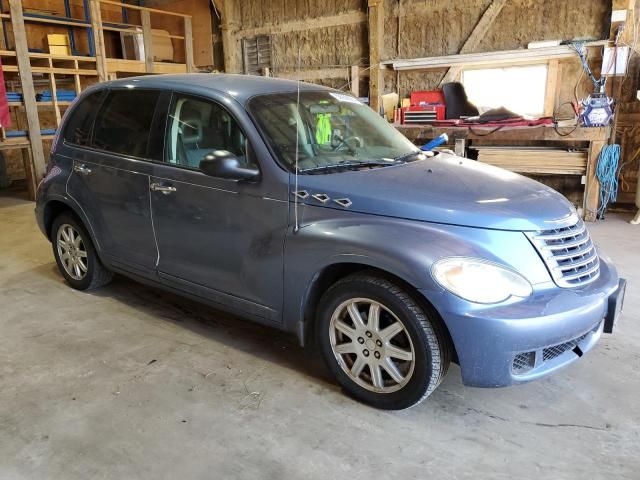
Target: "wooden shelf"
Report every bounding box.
[395,124,609,142]
[8,101,73,107]
[105,58,187,74]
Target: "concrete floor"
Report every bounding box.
[1,192,639,480]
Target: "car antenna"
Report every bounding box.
[293,44,302,234]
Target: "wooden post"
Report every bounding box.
[183,16,195,72]
[21,147,36,200]
[543,59,559,117]
[0,12,6,50]
[368,0,384,114]
[73,60,82,96]
[454,138,466,157]
[438,0,507,86]
[350,65,360,97]
[220,0,239,73]
[48,58,61,127]
[141,10,154,73]
[262,67,270,77]
[584,140,606,221]
[9,0,46,187]
[89,0,108,81]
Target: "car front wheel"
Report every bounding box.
[317,272,450,410]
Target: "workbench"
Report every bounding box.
[395,124,610,222]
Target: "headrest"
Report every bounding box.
[180,108,203,145]
[442,82,479,119]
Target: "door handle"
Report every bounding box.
[150,182,177,194]
[73,163,92,175]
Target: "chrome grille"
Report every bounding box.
[526,219,600,288]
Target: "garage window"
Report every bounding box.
[461,64,549,117]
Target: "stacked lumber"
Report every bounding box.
[473,146,588,175]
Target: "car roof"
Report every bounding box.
[102,73,335,104]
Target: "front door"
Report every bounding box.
[65,88,164,273]
[150,93,288,322]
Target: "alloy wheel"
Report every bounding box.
[329,297,415,393]
[56,224,88,281]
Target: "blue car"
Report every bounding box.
[35,74,626,409]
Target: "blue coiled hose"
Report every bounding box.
[596,144,621,218]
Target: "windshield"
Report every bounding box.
[248,91,422,173]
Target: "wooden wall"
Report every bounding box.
[146,0,214,68]
[2,0,637,203]
[220,0,638,205]
[223,0,367,89]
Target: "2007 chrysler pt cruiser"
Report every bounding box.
[36,74,626,409]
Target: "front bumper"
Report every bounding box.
[422,254,622,387]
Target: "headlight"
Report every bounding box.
[432,257,532,304]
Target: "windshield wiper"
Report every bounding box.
[299,160,395,174]
[393,150,426,163]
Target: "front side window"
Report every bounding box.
[63,90,104,146]
[248,91,420,173]
[166,94,253,170]
[92,89,160,158]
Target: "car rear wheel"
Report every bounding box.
[317,272,450,409]
[52,213,113,290]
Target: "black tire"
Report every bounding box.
[317,272,450,410]
[51,212,113,290]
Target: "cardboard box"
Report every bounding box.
[47,34,70,56]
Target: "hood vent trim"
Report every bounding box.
[293,190,309,199]
[312,193,330,204]
[333,198,352,208]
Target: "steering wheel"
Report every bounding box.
[332,135,362,152]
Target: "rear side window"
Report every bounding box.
[92,89,160,158]
[63,90,104,146]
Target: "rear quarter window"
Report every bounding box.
[92,89,160,158]
[63,90,104,146]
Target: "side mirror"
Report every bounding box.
[199,150,259,181]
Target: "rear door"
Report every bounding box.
[65,88,167,274]
[149,92,288,322]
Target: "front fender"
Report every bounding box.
[282,205,552,338]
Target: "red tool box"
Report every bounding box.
[400,90,446,124]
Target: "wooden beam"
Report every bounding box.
[220,0,239,73]
[386,41,609,71]
[351,65,360,97]
[396,124,609,143]
[543,59,559,117]
[48,59,62,127]
[105,58,187,74]
[183,16,195,73]
[9,0,46,187]
[234,11,366,37]
[102,24,184,40]
[610,0,636,41]
[277,67,351,81]
[141,10,154,73]
[439,0,507,86]
[89,0,108,81]
[99,0,191,18]
[368,0,384,114]
[73,60,82,97]
[584,140,606,221]
[0,11,5,50]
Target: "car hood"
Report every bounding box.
[293,153,578,231]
